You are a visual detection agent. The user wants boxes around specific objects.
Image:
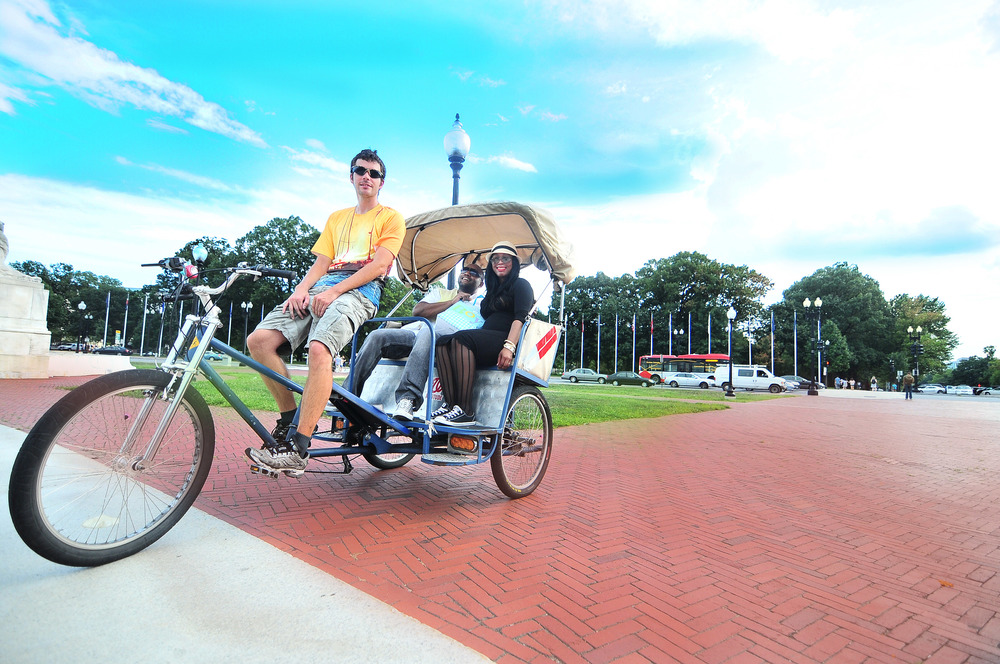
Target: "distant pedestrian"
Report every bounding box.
[871,376,877,391]
[849,378,855,390]
[903,373,914,400]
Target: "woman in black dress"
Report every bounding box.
[432,240,534,425]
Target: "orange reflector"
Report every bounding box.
[449,435,479,454]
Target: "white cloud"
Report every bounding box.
[281,146,350,176]
[542,0,858,60]
[605,81,627,96]
[491,155,538,173]
[0,0,266,146]
[540,111,567,122]
[115,156,234,192]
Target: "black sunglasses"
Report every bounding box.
[351,166,384,179]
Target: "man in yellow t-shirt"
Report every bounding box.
[245,148,405,476]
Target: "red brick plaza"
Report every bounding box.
[2,377,998,663]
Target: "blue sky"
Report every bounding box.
[1,0,998,358]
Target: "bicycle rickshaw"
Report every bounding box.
[8,201,577,567]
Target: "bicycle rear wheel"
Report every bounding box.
[491,385,552,498]
[8,369,215,566]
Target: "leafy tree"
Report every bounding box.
[888,294,958,380]
[775,263,893,382]
[952,355,990,387]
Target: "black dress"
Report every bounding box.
[437,277,533,367]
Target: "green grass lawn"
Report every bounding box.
[133,358,784,428]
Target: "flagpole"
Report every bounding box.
[770,310,775,373]
[597,313,601,373]
[708,310,712,354]
[103,292,110,346]
[668,312,673,355]
[793,310,798,377]
[688,311,692,354]
[631,313,636,371]
[649,311,653,355]
[122,293,130,347]
[157,302,166,357]
[140,294,149,355]
[580,315,584,368]
[227,301,233,347]
[614,313,619,373]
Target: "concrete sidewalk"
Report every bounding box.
[0,424,489,664]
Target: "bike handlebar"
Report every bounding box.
[252,266,297,282]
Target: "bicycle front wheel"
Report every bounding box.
[491,385,553,498]
[8,369,215,567]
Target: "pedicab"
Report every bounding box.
[8,201,577,566]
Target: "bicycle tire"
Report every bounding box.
[491,385,552,498]
[8,369,215,567]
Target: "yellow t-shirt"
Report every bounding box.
[311,205,405,277]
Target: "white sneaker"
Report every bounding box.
[392,397,414,421]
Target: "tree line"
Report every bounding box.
[17,218,996,386]
[548,253,993,388]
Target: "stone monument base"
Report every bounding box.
[47,352,133,377]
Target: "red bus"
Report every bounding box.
[638,353,730,384]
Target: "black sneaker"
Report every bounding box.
[432,405,477,426]
[423,403,450,421]
[271,419,292,443]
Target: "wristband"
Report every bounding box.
[503,340,517,353]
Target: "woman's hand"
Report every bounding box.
[497,347,514,370]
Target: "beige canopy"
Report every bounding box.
[394,201,577,291]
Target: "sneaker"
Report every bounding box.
[271,418,292,443]
[392,397,415,421]
[432,405,477,426]
[423,403,451,421]
[245,441,308,477]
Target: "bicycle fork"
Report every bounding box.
[124,315,219,471]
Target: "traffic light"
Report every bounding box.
[918,344,925,354]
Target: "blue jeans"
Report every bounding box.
[348,325,435,406]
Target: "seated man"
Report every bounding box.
[348,262,485,420]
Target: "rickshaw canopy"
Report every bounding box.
[395,201,577,291]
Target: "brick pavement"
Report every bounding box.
[2,377,999,663]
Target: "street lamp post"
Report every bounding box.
[76,301,87,353]
[443,113,471,288]
[673,328,684,354]
[907,325,923,378]
[725,306,736,397]
[802,297,823,395]
[241,301,252,353]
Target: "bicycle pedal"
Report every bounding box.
[249,463,279,479]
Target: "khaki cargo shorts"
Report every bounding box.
[257,283,377,354]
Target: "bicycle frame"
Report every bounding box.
[141,266,550,470]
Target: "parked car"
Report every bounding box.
[782,375,824,389]
[204,352,225,361]
[605,371,653,387]
[952,385,974,396]
[977,386,999,396]
[55,343,80,351]
[662,372,714,389]
[92,346,133,356]
[561,368,607,383]
[917,383,945,394]
[716,365,787,393]
[780,377,801,390]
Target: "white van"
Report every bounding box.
[715,365,787,393]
